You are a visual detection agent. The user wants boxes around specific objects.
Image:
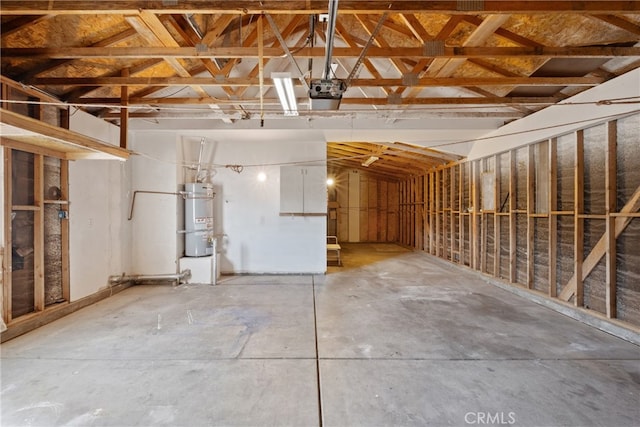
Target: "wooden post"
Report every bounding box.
[424,174,429,252]
[435,170,441,257]
[119,68,129,149]
[3,148,12,323]
[527,145,535,289]
[549,138,558,297]
[443,168,449,260]
[479,160,487,273]
[1,82,8,110]
[429,172,435,255]
[509,150,517,283]
[60,106,70,130]
[458,164,464,264]
[61,159,70,302]
[34,154,44,312]
[494,155,501,276]
[605,121,617,318]
[471,160,480,270]
[574,130,585,307]
[450,167,456,261]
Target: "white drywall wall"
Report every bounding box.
[67,114,130,301]
[212,141,326,274]
[69,108,120,146]
[128,131,181,275]
[467,69,640,160]
[128,130,328,274]
[68,159,131,301]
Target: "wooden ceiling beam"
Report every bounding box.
[426,14,511,78]
[1,15,53,36]
[399,13,433,44]
[400,15,461,99]
[31,76,604,88]
[32,76,603,87]
[330,141,462,162]
[327,159,402,181]
[243,15,308,99]
[355,14,410,75]
[21,28,140,82]
[334,21,391,96]
[95,95,556,105]
[462,15,544,47]
[9,45,640,59]
[125,12,211,101]
[201,14,237,46]
[592,14,640,36]
[2,1,639,15]
[64,59,165,102]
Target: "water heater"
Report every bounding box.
[184,183,214,257]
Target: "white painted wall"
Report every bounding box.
[129,129,327,275]
[68,160,131,301]
[67,113,131,301]
[467,69,640,160]
[209,139,326,274]
[69,108,121,146]
[128,132,181,275]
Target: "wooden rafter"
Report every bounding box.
[1,15,52,36]
[81,96,559,106]
[30,76,604,87]
[2,1,639,15]
[7,45,640,60]
[592,14,640,35]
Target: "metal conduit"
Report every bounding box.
[108,269,192,286]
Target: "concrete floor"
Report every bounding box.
[2,243,640,427]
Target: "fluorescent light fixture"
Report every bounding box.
[272,72,298,116]
[362,156,379,167]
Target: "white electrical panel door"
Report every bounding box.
[280,166,326,214]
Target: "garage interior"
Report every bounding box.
[1,1,640,426]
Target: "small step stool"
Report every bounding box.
[327,236,342,266]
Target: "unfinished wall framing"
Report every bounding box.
[399,112,640,329]
[2,146,70,326]
[336,170,399,243]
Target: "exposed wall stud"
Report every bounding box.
[605,121,617,318]
[574,130,585,307]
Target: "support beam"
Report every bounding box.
[573,131,585,306]
[2,1,639,15]
[29,76,605,87]
[120,68,129,149]
[509,150,517,283]
[6,46,640,60]
[527,144,535,289]
[494,155,500,276]
[548,138,558,297]
[471,160,480,270]
[34,154,44,312]
[605,121,617,318]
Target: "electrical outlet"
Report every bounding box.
[318,13,329,22]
